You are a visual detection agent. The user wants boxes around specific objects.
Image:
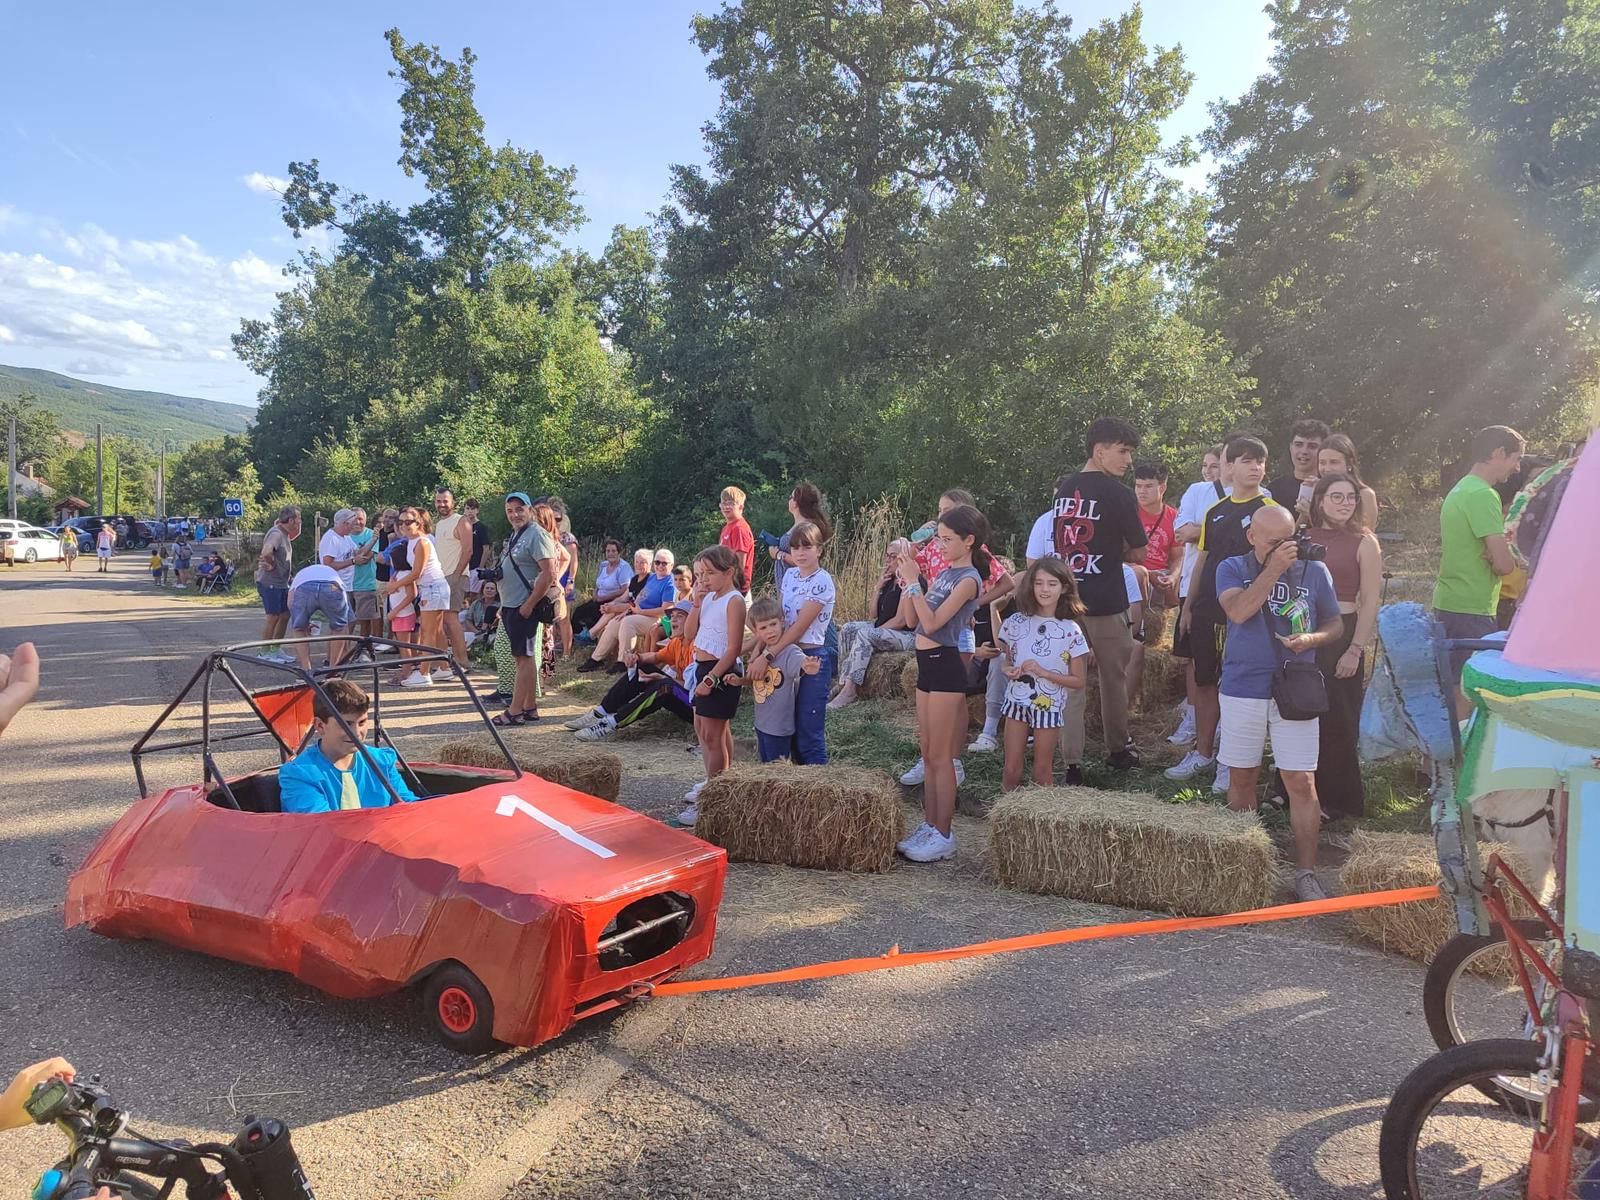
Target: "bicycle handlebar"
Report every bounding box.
[27,1077,314,1200]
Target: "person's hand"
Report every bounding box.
[0,642,41,737]
[519,600,535,619]
[748,653,770,681]
[894,548,921,587]
[1019,659,1046,676]
[695,678,714,697]
[1,1057,74,1131]
[1265,540,1299,578]
[623,651,638,670]
[723,673,744,687]
[801,656,821,675]
[1002,663,1023,681]
[973,644,999,661]
[1178,607,1192,636]
[1335,647,1362,679]
[1276,633,1316,654]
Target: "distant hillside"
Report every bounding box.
[0,364,254,446]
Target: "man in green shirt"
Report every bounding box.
[1434,424,1525,715]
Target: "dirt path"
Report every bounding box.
[2,556,1434,1198]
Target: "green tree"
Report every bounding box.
[0,393,65,468]
[1204,0,1600,476]
[165,435,255,516]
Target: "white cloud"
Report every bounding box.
[243,171,290,196]
[66,356,129,377]
[0,206,285,403]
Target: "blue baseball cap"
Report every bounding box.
[505,491,532,506]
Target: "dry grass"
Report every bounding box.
[435,736,623,802]
[829,496,908,626]
[859,650,916,700]
[1137,646,1188,711]
[695,762,905,873]
[1339,831,1540,963]
[989,786,1280,916]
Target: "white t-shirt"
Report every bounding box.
[319,529,359,589]
[997,612,1090,718]
[1025,510,1054,562]
[1120,563,1143,607]
[1175,481,1227,598]
[290,564,343,591]
[594,559,632,599]
[779,567,836,646]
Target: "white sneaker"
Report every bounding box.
[400,671,433,688]
[575,720,616,742]
[684,780,706,803]
[676,802,699,826]
[1164,750,1214,781]
[903,827,956,863]
[563,710,602,730]
[1213,764,1232,794]
[966,731,999,753]
[899,759,926,786]
[1294,869,1329,902]
[1167,707,1196,746]
[897,821,934,853]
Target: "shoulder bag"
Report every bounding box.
[1248,556,1328,721]
[504,527,558,624]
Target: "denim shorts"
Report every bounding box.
[289,581,354,631]
[257,583,289,616]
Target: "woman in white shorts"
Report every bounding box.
[381,505,451,687]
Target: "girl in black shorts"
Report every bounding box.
[676,544,748,826]
[894,504,989,863]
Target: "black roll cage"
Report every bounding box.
[129,635,522,809]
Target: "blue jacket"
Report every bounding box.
[278,742,419,814]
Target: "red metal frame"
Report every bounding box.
[1477,817,1596,1197]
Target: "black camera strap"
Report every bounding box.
[503,525,537,596]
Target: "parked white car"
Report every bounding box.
[3,526,65,563]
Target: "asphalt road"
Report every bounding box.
[1,556,1436,1198]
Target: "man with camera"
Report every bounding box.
[1214,504,1344,901]
[492,491,559,726]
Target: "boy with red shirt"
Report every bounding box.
[718,486,755,589]
[1127,462,1176,707]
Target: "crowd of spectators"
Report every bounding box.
[236,417,1576,891]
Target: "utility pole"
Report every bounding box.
[113,458,121,516]
[95,423,104,516]
[6,415,16,522]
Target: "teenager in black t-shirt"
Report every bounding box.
[1170,436,1278,787]
[1048,416,1148,770]
[1264,418,1329,526]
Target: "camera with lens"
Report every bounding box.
[1293,534,1327,562]
[476,566,504,583]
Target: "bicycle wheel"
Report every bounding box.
[1379,1039,1600,1199]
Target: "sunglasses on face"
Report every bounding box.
[654,560,671,567]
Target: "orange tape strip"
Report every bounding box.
[655,885,1440,996]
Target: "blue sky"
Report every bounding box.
[0,1,1273,406]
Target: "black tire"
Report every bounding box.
[1379,1038,1600,1200]
[421,963,500,1054]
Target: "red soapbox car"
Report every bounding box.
[65,637,726,1053]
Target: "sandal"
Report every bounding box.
[491,710,532,727]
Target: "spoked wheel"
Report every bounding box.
[421,964,500,1054]
[23,548,36,562]
[1379,1039,1600,1199]
[1424,924,1598,1119]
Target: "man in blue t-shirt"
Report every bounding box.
[1214,504,1343,901]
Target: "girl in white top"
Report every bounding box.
[678,544,748,826]
[749,520,836,765]
[379,506,449,687]
[994,558,1090,791]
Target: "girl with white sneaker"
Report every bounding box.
[677,545,748,826]
[996,558,1090,791]
[895,505,988,863]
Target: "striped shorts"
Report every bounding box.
[1002,696,1063,730]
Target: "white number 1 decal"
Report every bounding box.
[496,795,617,859]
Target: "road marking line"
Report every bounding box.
[446,997,689,1200]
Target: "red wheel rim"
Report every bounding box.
[437,985,477,1034]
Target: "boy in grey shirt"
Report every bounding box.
[734,597,819,762]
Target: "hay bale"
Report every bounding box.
[1339,831,1538,963]
[990,787,1278,916]
[858,650,915,700]
[696,763,904,872]
[436,736,622,802]
[1139,646,1188,710]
